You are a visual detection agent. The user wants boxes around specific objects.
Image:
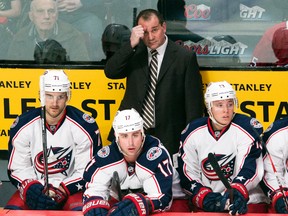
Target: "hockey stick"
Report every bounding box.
[40,75,49,195]
[208,152,233,204]
[111,171,122,201]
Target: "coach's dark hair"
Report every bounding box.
[136,9,165,26]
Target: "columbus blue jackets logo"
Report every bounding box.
[202,153,235,181]
[147,147,162,161]
[250,118,262,129]
[97,146,110,158]
[82,113,95,123]
[34,146,72,176]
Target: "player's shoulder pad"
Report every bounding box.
[84,142,124,182]
[232,113,263,134]
[138,135,170,167]
[263,117,288,141]
[95,142,124,165]
[10,107,41,132]
[66,105,98,127]
[181,117,208,137]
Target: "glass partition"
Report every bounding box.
[1,0,287,67]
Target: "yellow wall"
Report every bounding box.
[0,68,287,150]
[0,68,125,150]
[202,70,288,127]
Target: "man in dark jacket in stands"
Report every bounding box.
[7,0,90,61]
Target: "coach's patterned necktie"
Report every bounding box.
[142,49,158,129]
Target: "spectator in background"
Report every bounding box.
[34,39,68,64]
[104,9,204,156]
[7,0,90,61]
[57,0,105,61]
[4,70,102,210]
[271,26,288,67]
[0,0,21,31]
[250,21,288,67]
[0,0,21,59]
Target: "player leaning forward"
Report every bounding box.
[177,81,269,214]
[5,70,102,210]
[82,108,187,216]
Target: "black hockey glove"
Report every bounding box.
[202,191,227,212]
[107,193,149,216]
[223,183,249,215]
[83,196,110,216]
[271,190,288,213]
[47,184,68,209]
[19,179,58,210]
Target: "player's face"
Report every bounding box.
[45,92,68,124]
[118,130,143,162]
[138,14,166,50]
[211,99,234,129]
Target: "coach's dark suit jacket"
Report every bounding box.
[104,39,204,155]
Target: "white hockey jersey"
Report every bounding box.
[177,113,268,204]
[83,135,185,213]
[262,117,288,198]
[7,105,102,195]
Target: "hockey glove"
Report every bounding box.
[271,190,288,213]
[107,193,150,216]
[47,184,68,209]
[19,179,58,210]
[202,191,227,212]
[223,183,249,215]
[83,196,110,216]
[192,187,212,210]
[192,187,226,212]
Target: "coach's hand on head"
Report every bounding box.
[130,25,144,48]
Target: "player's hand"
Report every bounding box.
[83,196,110,216]
[271,190,288,213]
[107,193,149,216]
[19,179,58,210]
[130,25,144,48]
[192,187,212,210]
[46,184,68,209]
[223,183,249,215]
[202,192,227,212]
